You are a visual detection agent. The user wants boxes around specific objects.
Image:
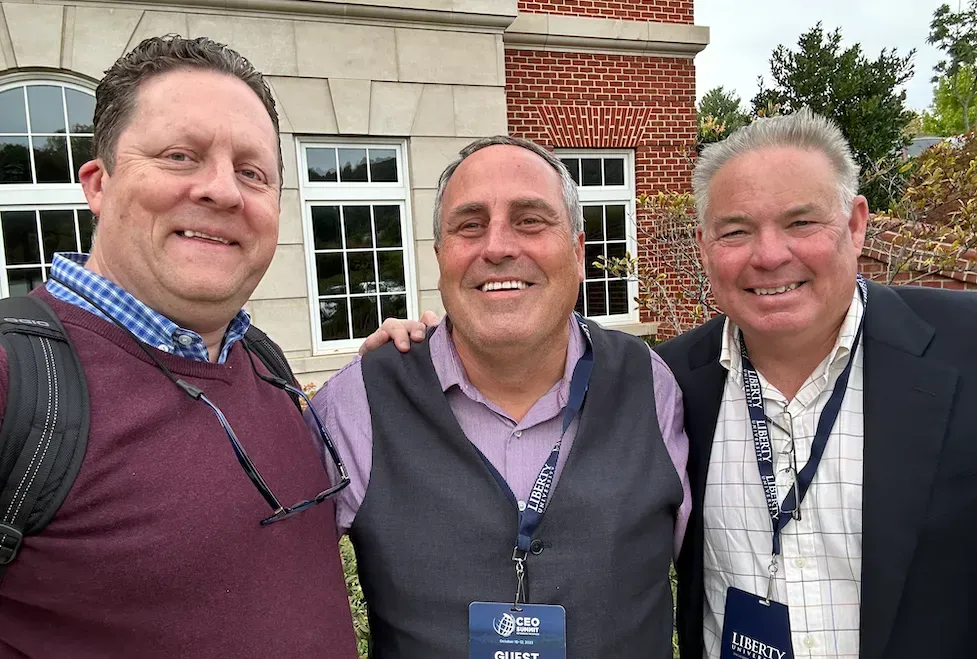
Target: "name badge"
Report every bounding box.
[469,601,566,659]
[720,587,794,659]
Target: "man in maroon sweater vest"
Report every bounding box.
[0,37,357,658]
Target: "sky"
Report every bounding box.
[693,0,960,113]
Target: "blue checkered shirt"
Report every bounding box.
[45,253,251,364]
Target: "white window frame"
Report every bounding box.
[0,78,95,298]
[558,149,639,325]
[298,138,417,354]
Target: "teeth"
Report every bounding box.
[183,230,230,245]
[480,280,529,292]
[753,282,801,296]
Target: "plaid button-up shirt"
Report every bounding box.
[45,253,250,364]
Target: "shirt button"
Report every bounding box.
[157,344,171,353]
[514,431,522,438]
[517,500,527,512]
[529,539,544,555]
[176,333,194,347]
[795,557,807,568]
[803,635,815,649]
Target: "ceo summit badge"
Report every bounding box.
[469,602,566,659]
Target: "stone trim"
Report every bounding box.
[68,0,517,30]
[504,12,708,57]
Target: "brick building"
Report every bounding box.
[0,0,708,382]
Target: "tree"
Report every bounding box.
[697,86,750,145]
[922,64,977,135]
[751,23,915,210]
[928,1,977,132]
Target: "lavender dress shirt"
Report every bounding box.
[312,316,692,556]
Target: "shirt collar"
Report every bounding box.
[429,315,584,408]
[719,284,866,385]
[44,253,251,364]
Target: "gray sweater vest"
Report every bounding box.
[354,320,682,658]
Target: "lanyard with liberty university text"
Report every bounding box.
[740,277,867,603]
[507,314,594,607]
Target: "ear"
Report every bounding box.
[574,230,585,282]
[695,224,710,273]
[848,195,869,254]
[79,159,108,217]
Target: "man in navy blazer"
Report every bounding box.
[656,109,977,659]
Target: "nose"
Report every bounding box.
[191,158,244,210]
[749,226,792,271]
[481,218,520,264]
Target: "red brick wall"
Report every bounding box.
[517,0,693,23]
[506,48,697,328]
[858,255,977,290]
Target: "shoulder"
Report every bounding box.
[887,284,977,319]
[318,355,368,410]
[654,315,726,372]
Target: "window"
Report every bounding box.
[0,80,95,298]
[299,141,416,352]
[559,151,638,323]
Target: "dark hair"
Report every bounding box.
[93,35,282,182]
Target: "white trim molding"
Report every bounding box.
[504,13,709,58]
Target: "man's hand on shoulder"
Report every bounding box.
[358,310,441,356]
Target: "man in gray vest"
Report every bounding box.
[310,135,690,657]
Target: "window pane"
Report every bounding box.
[27,86,66,134]
[0,88,27,133]
[605,204,626,240]
[583,206,603,241]
[607,242,626,263]
[603,158,625,186]
[34,135,71,183]
[581,158,602,186]
[351,296,379,338]
[307,148,338,182]
[369,149,397,182]
[374,205,402,247]
[70,136,93,183]
[574,283,585,315]
[608,280,629,315]
[381,294,406,321]
[377,251,405,292]
[319,298,349,341]
[347,252,376,294]
[65,88,95,133]
[0,136,32,183]
[585,243,604,280]
[8,267,43,296]
[585,281,607,316]
[315,253,346,295]
[78,209,95,252]
[344,206,373,249]
[3,211,39,264]
[312,205,342,249]
[40,210,76,262]
[561,158,580,185]
[338,148,368,182]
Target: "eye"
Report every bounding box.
[167,152,189,162]
[239,168,260,180]
[791,220,812,228]
[721,229,745,238]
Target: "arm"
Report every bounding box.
[649,346,692,558]
[305,358,374,536]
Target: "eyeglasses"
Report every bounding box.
[185,343,350,525]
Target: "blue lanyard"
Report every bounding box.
[742,278,867,557]
[507,314,594,604]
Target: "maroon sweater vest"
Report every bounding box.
[0,291,356,659]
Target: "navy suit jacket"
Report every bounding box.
[656,281,977,659]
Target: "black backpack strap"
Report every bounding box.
[0,296,89,580]
[242,325,302,411]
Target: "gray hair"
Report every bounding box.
[692,107,859,224]
[432,135,583,246]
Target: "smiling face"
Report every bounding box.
[435,144,584,353]
[80,67,281,331]
[697,146,868,347]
